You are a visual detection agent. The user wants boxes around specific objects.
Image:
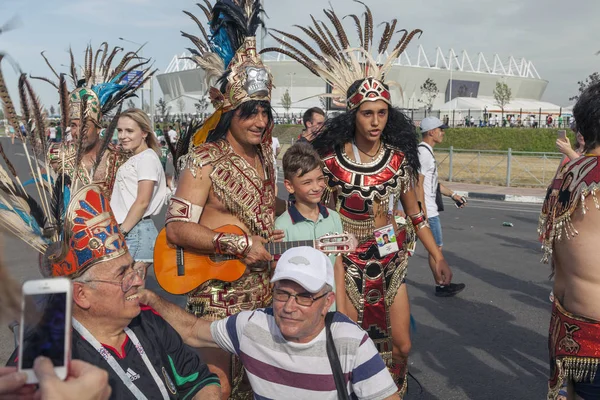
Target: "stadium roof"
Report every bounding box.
[437,96,566,113]
[164,45,542,80]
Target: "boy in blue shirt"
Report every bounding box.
[275,142,347,312]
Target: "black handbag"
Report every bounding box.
[325,313,350,400]
[435,183,444,212]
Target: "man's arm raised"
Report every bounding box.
[139,289,219,349]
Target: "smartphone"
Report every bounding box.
[18,278,72,383]
[558,130,567,140]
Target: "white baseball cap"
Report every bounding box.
[271,247,334,293]
[420,116,448,133]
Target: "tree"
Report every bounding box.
[0,109,4,120]
[418,78,438,111]
[49,105,56,117]
[195,97,209,115]
[176,97,186,115]
[493,81,512,121]
[570,72,600,102]
[281,89,292,113]
[126,99,136,109]
[156,98,171,121]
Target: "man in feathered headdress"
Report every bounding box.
[37,44,155,199]
[163,1,285,398]
[0,56,221,399]
[264,4,461,395]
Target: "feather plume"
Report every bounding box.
[40,51,60,80]
[29,75,58,89]
[259,47,318,75]
[50,174,70,231]
[17,74,33,143]
[184,10,211,44]
[262,4,422,106]
[92,45,106,85]
[97,42,110,80]
[94,104,121,169]
[24,76,47,154]
[111,51,138,77]
[181,32,209,54]
[270,28,326,64]
[0,55,21,135]
[197,1,213,21]
[69,47,78,87]
[58,74,69,139]
[73,97,88,186]
[85,45,92,83]
[344,14,364,49]
[323,8,350,49]
[102,46,124,82]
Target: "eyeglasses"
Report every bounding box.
[272,288,330,307]
[79,265,146,293]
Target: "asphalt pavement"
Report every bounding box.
[0,138,551,399]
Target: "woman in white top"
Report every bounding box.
[110,108,167,269]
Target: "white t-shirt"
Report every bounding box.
[418,142,439,218]
[210,309,397,400]
[49,127,56,139]
[168,129,177,144]
[110,149,167,223]
[271,137,280,183]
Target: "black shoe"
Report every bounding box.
[435,283,466,297]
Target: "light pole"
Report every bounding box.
[118,37,153,123]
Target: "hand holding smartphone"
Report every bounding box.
[18,278,72,384]
[557,130,567,140]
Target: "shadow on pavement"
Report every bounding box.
[408,281,548,399]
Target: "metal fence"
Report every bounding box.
[435,147,563,187]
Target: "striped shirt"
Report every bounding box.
[210,308,397,399]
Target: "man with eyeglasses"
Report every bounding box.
[7,185,221,399]
[139,247,400,399]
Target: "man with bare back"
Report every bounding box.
[540,81,600,400]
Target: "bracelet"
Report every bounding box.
[213,233,253,257]
[119,224,129,238]
[409,211,429,232]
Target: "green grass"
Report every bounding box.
[272,125,573,153]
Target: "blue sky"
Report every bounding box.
[1,0,599,111]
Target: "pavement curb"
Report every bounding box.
[454,191,545,204]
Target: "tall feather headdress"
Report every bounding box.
[260,1,422,110]
[0,55,128,279]
[181,0,273,146]
[33,43,157,127]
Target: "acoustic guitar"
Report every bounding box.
[153,224,358,295]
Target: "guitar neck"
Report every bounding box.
[266,240,315,255]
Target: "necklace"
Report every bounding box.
[353,140,382,161]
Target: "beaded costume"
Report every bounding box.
[35,44,155,198]
[170,2,274,398]
[539,155,600,399]
[263,4,422,395]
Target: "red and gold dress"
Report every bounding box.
[322,143,416,394]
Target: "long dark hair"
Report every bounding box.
[573,81,600,153]
[206,99,273,143]
[313,80,420,176]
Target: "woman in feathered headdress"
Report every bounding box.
[263,3,459,394]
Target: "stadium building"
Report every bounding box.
[156,45,562,122]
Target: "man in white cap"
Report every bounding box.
[418,117,467,297]
[139,247,400,399]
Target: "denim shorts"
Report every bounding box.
[126,219,158,263]
[428,215,443,247]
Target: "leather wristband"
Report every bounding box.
[212,233,253,257]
